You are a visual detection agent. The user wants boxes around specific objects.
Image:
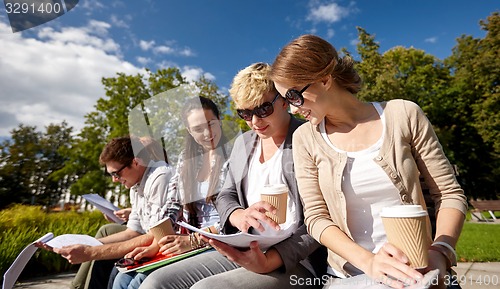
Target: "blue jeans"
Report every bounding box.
[111,249,215,289]
[112,271,148,289]
[138,250,318,289]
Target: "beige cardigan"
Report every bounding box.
[292,99,467,276]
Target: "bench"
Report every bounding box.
[469,199,500,222]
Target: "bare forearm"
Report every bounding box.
[90,233,154,260]
[434,208,465,247]
[320,225,373,273]
[98,229,141,244]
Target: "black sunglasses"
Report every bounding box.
[236,93,281,121]
[106,162,130,179]
[114,257,151,268]
[284,84,311,107]
[115,257,137,268]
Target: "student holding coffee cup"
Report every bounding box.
[139,63,327,289]
[270,34,467,289]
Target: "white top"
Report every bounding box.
[320,102,402,276]
[245,139,298,236]
[182,180,220,228]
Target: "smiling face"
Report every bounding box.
[186,108,222,150]
[105,159,144,189]
[238,90,288,139]
[275,81,327,126]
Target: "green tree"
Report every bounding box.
[59,68,234,204]
[0,125,40,208]
[354,23,499,199]
[444,12,500,199]
[0,122,73,209]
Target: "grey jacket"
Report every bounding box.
[215,115,327,276]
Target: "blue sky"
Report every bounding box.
[0,0,498,137]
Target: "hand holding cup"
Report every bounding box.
[260,184,288,224]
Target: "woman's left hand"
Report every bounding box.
[208,239,275,273]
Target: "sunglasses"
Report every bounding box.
[106,162,130,179]
[114,257,151,268]
[236,93,281,121]
[284,84,311,107]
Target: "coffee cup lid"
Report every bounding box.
[261,184,288,195]
[380,205,428,218]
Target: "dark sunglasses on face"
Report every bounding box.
[284,84,311,107]
[106,162,130,179]
[236,93,281,121]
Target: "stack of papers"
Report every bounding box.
[178,221,293,250]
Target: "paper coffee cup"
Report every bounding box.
[381,205,431,269]
[149,218,174,242]
[261,184,288,224]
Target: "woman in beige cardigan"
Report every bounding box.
[270,34,467,289]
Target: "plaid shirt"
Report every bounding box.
[169,145,230,229]
[127,161,180,234]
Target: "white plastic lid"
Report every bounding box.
[380,205,428,218]
[261,184,288,195]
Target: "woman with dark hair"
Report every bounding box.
[111,96,231,289]
[178,96,229,230]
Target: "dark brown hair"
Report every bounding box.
[99,136,135,166]
[181,97,228,224]
[99,136,169,167]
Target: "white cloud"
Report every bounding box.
[136,56,152,66]
[0,20,141,136]
[425,37,438,44]
[153,45,174,54]
[307,1,351,23]
[179,48,195,57]
[110,14,130,29]
[37,21,119,53]
[139,40,155,51]
[79,0,106,16]
[181,66,215,83]
[139,39,195,56]
[326,28,335,38]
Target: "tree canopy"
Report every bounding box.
[0,12,498,210]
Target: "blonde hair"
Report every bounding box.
[270,34,362,94]
[229,62,277,108]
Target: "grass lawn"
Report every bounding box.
[456,212,500,262]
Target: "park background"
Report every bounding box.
[0,0,499,282]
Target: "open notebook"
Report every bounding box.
[2,233,101,289]
[116,246,212,273]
